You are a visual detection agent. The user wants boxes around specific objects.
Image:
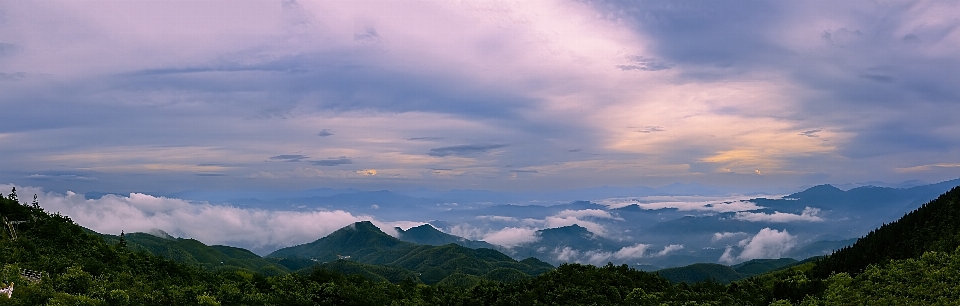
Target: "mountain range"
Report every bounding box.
[97,179,960,272]
[5,180,960,304]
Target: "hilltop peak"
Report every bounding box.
[540,224,589,234]
[400,223,437,232]
[397,223,496,249]
[787,184,845,199]
[536,224,595,241]
[349,220,383,231]
[267,221,407,260]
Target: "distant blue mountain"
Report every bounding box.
[535,224,622,251]
[160,177,960,269]
[755,178,960,217]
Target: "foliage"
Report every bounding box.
[807,248,960,305]
[657,263,742,284]
[813,186,960,277]
[732,258,800,278]
[305,260,421,284]
[268,221,552,284]
[101,232,288,275]
[655,258,800,284]
[1,190,219,305]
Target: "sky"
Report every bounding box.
[2,0,960,196]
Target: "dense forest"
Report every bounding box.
[2,186,960,305]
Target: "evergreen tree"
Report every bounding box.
[118,231,127,249]
[6,187,16,204]
[813,186,960,277]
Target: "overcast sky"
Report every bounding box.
[1,0,958,195]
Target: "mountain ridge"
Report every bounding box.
[396,223,497,249]
[267,220,553,284]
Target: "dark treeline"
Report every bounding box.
[3,186,960,305]
[812,186,960,277]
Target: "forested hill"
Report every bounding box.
[1,189,225,304]
[812,185,960,277]
[656,258,800,284]
[740,185,960,304]
[99,231,289,276]
[267,221,553,284]
[268,221,409,261]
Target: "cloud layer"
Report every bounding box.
[734,207,824,222]
[554,243,684,265]
[1,0,958,194]
[720,228,797,264]
[2,184,418,254]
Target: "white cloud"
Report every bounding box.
[719,228,796,264]
[738,228,796,260]
[719,246,737,264]
[641,200,764,213]
[388,221,429,232]
[614,244,652,259]
[554,209,621,220]
[599,196,769,213]
[554,246,581,263]
[447,208,623,249]
[476,215,519,222]
[549,242,681,264]
[539,209,625,237]
[733,207,823,222]
[520,218,545,227]
[581,243,655,264]
[584,249,614,264]
[448,208,626,249]
[444,224,487,241]
[655,244,684,257]
[481,227,540,248]
[2,184,414,254]
[712,231,748,242]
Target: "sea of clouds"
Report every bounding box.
[1,184,423,254]
[2,184,807,264]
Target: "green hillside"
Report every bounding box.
[0,189,232,304]
[732,258,799,278]
[268,221,552,284]
[813,247,960,305]
[268,221,411,263]
[305,260,421,283]
[739,185,960,304]
[656,263,741,284]
[100,231,288,275]
[812,185,960,277]
[656,258,799,284]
